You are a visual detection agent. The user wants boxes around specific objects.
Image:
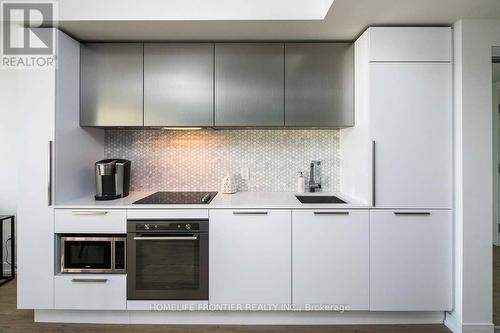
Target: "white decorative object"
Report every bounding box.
[221,174,237,194]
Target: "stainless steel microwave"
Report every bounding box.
[60,236,126,273]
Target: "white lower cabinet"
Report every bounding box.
[369,210,452,311]
[292,210,369,310]
[55,209,127,233]
[209,209,291,306]
[48,207,452,313]
[54,274,127,310]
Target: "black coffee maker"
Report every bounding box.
[94,159,131,201]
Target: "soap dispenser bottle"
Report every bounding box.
[297,172,305,193]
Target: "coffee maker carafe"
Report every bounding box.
[95,159,131,201]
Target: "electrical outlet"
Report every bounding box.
[240,167,249,180]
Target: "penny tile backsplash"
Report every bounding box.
[104,129,340,192]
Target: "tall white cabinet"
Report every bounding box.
[16,45,56,309]
[343,27,452,208]
[342,27,453,311]
[17,30,103,309]
[370,62,452,208]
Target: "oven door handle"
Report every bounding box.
[133,235,199,241]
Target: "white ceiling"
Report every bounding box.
[59,0,336,21]
[58,0,500,41]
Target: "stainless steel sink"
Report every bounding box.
[295,195,347,204]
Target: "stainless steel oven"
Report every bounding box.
[127,220,208,300]
[60,235,126,273]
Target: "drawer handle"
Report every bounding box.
[394,212,431,216]
[314,211,350,215]
[71,211,109,216]
[71,278,108,283]
[233,211,268,215]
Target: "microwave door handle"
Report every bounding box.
[133,235,199,241]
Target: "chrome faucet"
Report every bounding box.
[309,160,322,192]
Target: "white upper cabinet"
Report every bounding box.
[209,209,291,306]
[368,27,452,62]
[370,62,452,208]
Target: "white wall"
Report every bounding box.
[445,19,500,333]
[0,69,19,272]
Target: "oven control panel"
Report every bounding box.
[133,221,204,232]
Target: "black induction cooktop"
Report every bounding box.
[133,191,218,205]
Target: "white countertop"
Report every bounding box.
[55,191,370,209]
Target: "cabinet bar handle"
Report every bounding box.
[71,211,109,216]
[133,236,198,241]
[394,212,431,216]
[372,140,376,207]
[71,278,108,283]
[314,211,350,215]
[48,141,53,206]
[233,211,268,215]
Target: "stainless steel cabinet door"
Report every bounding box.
[215,43,284,127]
[285,43,354,127]
[144,44,214,127]
[80,43,143,127]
